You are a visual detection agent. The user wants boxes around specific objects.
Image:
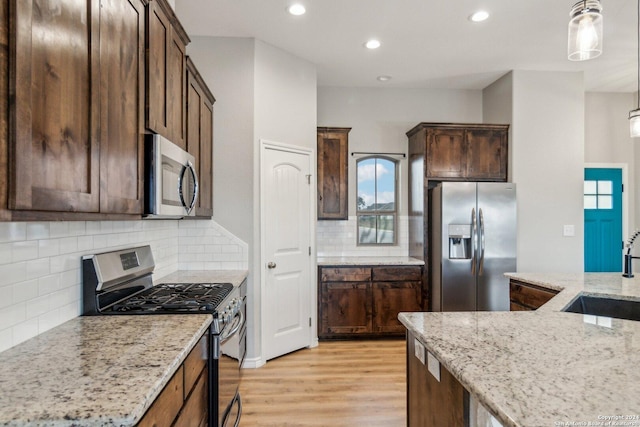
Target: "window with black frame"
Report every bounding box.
[356,156,398,245]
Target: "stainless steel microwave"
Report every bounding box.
[144,134,198,218]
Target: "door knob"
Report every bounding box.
[267,262,277,269]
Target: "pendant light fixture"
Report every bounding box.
[568,0,603,61]
[630,0,640,137]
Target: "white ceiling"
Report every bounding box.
[174,0,637,92]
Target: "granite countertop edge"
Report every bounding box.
[317,256,424,266]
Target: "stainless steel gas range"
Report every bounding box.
[81,245,246,427]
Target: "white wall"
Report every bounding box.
[185,37,317,364]
[584,92,636,238]
[252,40,317,363]
[510,71,585,272]
[316,86,483,256]
[187,37,255,245]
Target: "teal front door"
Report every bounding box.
[584,168,623,272]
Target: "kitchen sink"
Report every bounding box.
[562,294,640,321]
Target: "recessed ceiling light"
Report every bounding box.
[377,75,392,82]
[365,39,381,49]
[287,4,306,16]
[469,10,489,22]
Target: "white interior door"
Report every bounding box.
[262,142,313,361]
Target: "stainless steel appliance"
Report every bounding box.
[145,133,199,218]
[430,182,516,311]
[81,245,246,427]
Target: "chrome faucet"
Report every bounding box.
[623,230,640,278]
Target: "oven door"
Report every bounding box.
[218,308,245,427]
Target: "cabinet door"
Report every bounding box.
[186,58,215,218]
[319,282,372,337]
[166,25,187,149]
[372,281,422,334]
[146,0,188,148]
[465,128,507,181]
[317,127,349,220]
[146,0,170,137]
[426,128,466,179]
[99,0,145,214]
[10,0,100,212]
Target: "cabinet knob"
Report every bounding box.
[267,262,277,269]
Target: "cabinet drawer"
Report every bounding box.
[372,266,422,281]
[320,267,371,282]
[509,280,558,310]
[183,335,208,397]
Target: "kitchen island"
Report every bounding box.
[400,272,640,427]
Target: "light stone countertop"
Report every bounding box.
[0,314,212,427]
[317,256,424,266]
[399,272,640,427]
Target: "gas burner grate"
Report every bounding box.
[112,282,234,313]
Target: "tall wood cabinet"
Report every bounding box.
[186,57,215,218]
[146,0,189,149]
[407,123,509,309]
[318,265,422,339]
[9,0,148,216]
[317,127,350,220]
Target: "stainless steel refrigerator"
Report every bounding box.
[430,182,516,311]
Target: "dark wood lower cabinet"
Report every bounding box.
[407,331,467,427]
[318,265,423,339]
[138,334,208,426]
[509,279,559,311]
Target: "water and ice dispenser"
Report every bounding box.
[448,224,472,259]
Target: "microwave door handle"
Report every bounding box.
[179,161,199,214]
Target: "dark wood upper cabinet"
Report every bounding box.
[408,123,509,182]
[99,0,146,214]
[8,0,148,216]
[317,127,350,220]
[146,0,189,149]
[186,57,215,218]
[9,0,101,213]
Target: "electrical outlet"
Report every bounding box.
[414,338,425,365]
[563,225,575,237]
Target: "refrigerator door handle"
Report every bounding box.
[471,207,477,275]
[479,208,486,275]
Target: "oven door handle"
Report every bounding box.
[220,310,244,345]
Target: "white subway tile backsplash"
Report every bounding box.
[12,279,38,304]
[0,214,248,353]
[0,262,27,287]
[0,285,13,309]
[0,327,12,353]
[26,223,49,240]
[0,223,26,243]
[317,215,410,257]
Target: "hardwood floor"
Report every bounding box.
[238,339,406,426]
